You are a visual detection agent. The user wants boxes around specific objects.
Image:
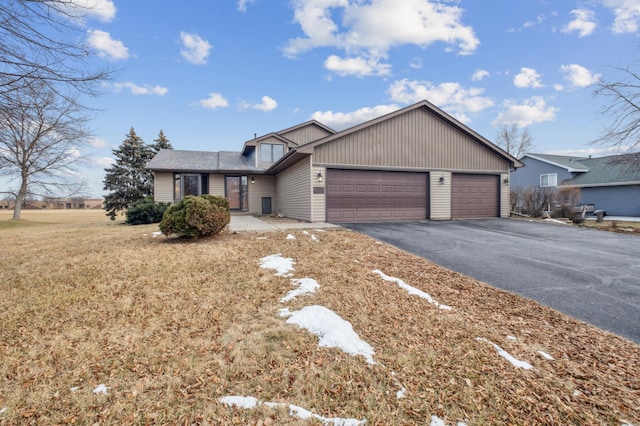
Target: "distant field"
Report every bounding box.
[0,210,638,424]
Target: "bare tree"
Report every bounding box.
[0,0,111,107]
[0,80,89,219]
[495,124,533,158]
[594,65,640,167]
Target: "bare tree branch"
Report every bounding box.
[495,124,533,158]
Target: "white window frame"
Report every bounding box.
[259,143,285,163]
[540,173,557,187]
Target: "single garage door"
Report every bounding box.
[451,174,499,219]
[326,169,428,222]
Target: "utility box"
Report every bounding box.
[262,197,272,215]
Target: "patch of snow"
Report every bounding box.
[256,237,268,240]
[431,415,446,426]
[573,390,582,397]
[286,234,296,240]
[70,386,79,392]
[0,408,6,414]
[507,335,517,341]
[220,395,260,409]
[152,231,162,237]
[278,307,292,317]
[281,277,320,302]
[285,305,375,364]
[93,384,108,395]
[311,234,319,241]
[476,338,533,370]
[396,387,407,399]
[220,396,366,425]
[260,253,295,277]
[302,230,310,235]
[544,218,568,225]
[537,350,554,360]
[372,270,452,310]
[314,229,326,232]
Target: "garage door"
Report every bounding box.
[451,174,499,219]
[326,169,428,222]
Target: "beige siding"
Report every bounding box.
[500,173,510,217]
[281,125,332,145]
[313,108,509,172]
[276,157,312,221]
[248,175,277,215]
[430,171,451,220]
[154,172,174,203]
[209,175,225,196]
[311,164,326,222]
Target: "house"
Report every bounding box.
[511,153,640,216]
[146,100,522,222]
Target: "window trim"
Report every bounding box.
[259,143,285,163]
[540,173,557,187]
[174,173,208,201]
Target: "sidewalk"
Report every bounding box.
[229,215,341,232]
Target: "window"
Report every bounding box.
[174,173,209,201]
[540,173,557,187]
[260,143,285,163]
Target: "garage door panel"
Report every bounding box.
[327,169,429,222]
[451,174,499,219]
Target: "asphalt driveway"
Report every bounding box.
[345,219,640,344]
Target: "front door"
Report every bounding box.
[225,176,249,210]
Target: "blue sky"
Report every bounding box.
[62,1,640,196]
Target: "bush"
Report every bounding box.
[125,196,170,225]
[159,195,230,239]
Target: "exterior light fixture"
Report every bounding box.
[317,171,324,182]
[251,177,255,184]
[439,176,445,184]
[503,177,509,184]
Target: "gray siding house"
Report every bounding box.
[146,100,522,222]
[511,153,640,216]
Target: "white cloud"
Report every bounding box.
[86,137,108,148]
[284,0,479,76]
[86,156,115,167]
[388,79,493,124]
[559,64,601,88]
[237,0,255,12]
[199,93,229,109]
[324,55,391,77]
[513,67,543,89]
[113,82,168,96]
[409,57,423,69]
[491,97,558,127]
[87,30,129,61]
[472,69,489,81]
[603,0,640,33]
[180,32,212,65]
[242,96,278,112]
[58,0,117,23]
[311,104,401,130]
[562,9,597,37]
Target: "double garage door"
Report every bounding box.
[326,169,499,222]
[326,169,428,222]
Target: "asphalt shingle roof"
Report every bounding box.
[145,149,267,172]
[525,153,589,172]
[561,154,640,186]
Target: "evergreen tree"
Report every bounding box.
[103,128,155,220]
[151,129,173,153]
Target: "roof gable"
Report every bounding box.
[521,153,589,172]
[295,100,522,169]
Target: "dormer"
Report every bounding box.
[241,133,296,168]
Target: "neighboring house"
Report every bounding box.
[511,153,640,216]
[0,198,104,209]
[146,100,522,223]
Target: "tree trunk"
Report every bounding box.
[12,176,28,220]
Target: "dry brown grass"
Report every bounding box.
[1,210,638,425]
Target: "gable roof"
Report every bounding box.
[521,153,589,172]
[270,100,523,172]
[560,154,640,187]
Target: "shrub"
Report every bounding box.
[125,196,170,225]
[159,195,230,239]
